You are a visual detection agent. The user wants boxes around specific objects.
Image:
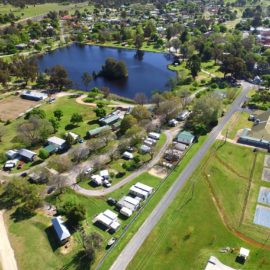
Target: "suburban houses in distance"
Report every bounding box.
[0,0,270,270]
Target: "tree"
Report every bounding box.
[70,113,83,126]
[47,65,72,91]
[100,58,128,80]
[0,125,7,142]
[220,55,246,79]
[134,34,144,50]
[25,108,46,120]
[70,145,89,163]
[17,57,38,84]
[49,117,59,133]
[131,105,151,121]
[67,204,86,227]
[38,148,49,160]
[186,54,201,79]
[94,105,106,118]
[48,156,72,173]
[125,125,146,146]
[186,94,222,135]
[151,93,165,108]
[0,70,9,86]
[134,93,148,105]
[120,115,137,134]
[81,72,92,91]
[53,109,63,121]
[99,129,116,146]
[17,117,54,146]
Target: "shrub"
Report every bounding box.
[39,149,49,160]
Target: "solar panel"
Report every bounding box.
[254,205,270,229]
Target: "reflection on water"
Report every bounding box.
[38,44,175,99]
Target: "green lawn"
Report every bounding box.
[7,136,207,270]
[128,142,270,270]
[0,95,100,160]
[0,2,89,21]
[99,135,208,270]
[222,111,253,139]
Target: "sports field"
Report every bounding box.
[128,142,270,270]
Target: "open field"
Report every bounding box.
[99,135,208,270]
[0,2,89,21]
[128,142,270,270]
[0,96,41,121]
[222,111,253,140]
[0,94,101,158]
[6,173,161,270]
[6,136,207,270]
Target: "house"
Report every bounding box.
[239,247,250,261]
[99,114,120,126]
[148,132,160,140]
[51,216,71,245]
[47,137,66,151]
[204,256,236,270]
[129,186,149,200]
[135,182,154,194]
[91,175,103,186]
[116,196,140,211]
[66,132,79,143]
[87,126,110,138]
[6,150,18,160]
[174,142,187,151]
[238,111,270,150]
[144,139,155,147]
[93,210,121,232]
[120,207,133,217]
[21,90,48,101]
[176,131,195,145]
[123,151,134,160]
[100,169,109,179]
[17,149,36,162]
[43,144,58,155]
[140,144,151,154]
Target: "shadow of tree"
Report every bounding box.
[10,206,35,222]
[61,251,92,270]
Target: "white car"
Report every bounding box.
[103,180,112,188]
[84,167,93,174]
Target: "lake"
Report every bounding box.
[37,44,175,99]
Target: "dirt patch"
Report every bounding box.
[148,166,168,179]
[0,96,41,121]
[60,236,75,255]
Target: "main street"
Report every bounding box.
[109,81,254,270]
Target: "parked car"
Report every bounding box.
[78,138,84,143]
[107,237,116,247]
[103,180,112,188]
[107,197,117,205]
[20,172,28,177]
[84,167,93,174]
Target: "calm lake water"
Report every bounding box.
[37,44,175,99]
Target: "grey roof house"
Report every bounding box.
[52,216,71,244]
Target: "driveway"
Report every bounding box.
[69,128,178,197]
[0,210,18,270]
[109,81,254,270]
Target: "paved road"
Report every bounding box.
[109,81,253,270]
[70,128,177,197]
